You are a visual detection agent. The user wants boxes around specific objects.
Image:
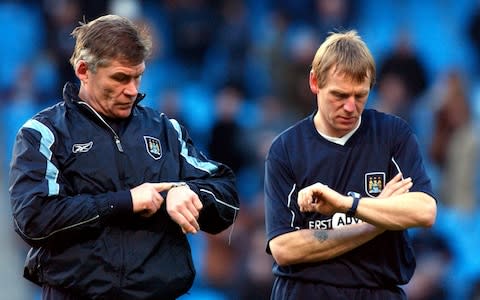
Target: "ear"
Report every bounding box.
[309,70,319,94]
[75,60,89,83]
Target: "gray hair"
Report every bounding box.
[69,14,152,72]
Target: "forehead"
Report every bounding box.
[100,59,146,75]
[326,67,370,90]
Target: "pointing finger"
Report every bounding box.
[151,182,174,192]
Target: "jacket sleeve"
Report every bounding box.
[9,119,132,248]
[168,119,240,234]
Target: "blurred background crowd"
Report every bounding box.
[1,0,480,299]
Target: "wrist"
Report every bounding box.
[169,182,188,190]
[346,191,361,217]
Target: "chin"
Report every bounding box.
[338,120,356,130]
[115,109,133,119]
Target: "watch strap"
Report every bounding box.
[346,191,361,217]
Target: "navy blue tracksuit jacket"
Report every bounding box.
[9,82,240,299]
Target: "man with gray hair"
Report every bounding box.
[9,14,239,300]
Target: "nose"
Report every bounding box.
[124,80,138,97]
[343,96,356,113]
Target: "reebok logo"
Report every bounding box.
[72,141,93,153]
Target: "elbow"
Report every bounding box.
[422,204,437,228]
[12,212,49,247]
[418,197,437,228]
[269,240,295,267]
[13,220,42,247]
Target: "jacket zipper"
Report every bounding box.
[78,101,127,289]
[77,101,124,152]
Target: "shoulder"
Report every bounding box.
[363,109,406,124]
[362,109,412,135]
[21,102,67,133]
[134,105,173,126]
[268,115,312,158]
[134,105,187,138]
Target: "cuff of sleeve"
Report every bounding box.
[184,182,199,195]
[105,191,133,216]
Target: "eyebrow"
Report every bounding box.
[330,89,369,98]
[111,71,143,79]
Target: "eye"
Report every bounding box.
[112,74,130,83]
[355,93,369,101]
[332,91,348,100]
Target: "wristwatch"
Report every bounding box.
[346,191,361,217]
[170,182,188,190]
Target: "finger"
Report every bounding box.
[382,175,410,196]
[192,195,203,211]
[154,192,165,208]
[386,178,412,197]
[185,201,201,219]
[299,189,315,212]
[182,206,201,230]
[170,211,197,233]
[151,182,174,192]
[151,198,161,211]
[170,210,199,233]
[297,190,307,212]
[391,177,412,191]
[391,181,413,196]
[182,219,199,234]
[181,223,197,234]
[385,173,402,188]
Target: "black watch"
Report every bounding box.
[346,191,361,217]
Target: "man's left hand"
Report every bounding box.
[297,183,347,215]
[166,184,203,234]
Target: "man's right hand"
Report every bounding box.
[378,173,412,198]
[130,183,173,217]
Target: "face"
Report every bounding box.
[76,59,145,119]
[309,68,370,137]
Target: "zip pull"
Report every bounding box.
[115,137,124,152]
[77,101,125,153]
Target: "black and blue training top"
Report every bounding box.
[264,109,435,288]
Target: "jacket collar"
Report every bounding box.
[62,82,145,107]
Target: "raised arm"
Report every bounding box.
[269,173,413,266]
[297,179,436,230]
[9,121,138,247]
[167,119,240,235]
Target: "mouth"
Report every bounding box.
[339,115,355,121]
[117,102,134,108]
[338,116,357,126]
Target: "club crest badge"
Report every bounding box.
[365,172,385,197]
[144,136,162,160]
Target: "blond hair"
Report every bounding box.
[311,30,376,88]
